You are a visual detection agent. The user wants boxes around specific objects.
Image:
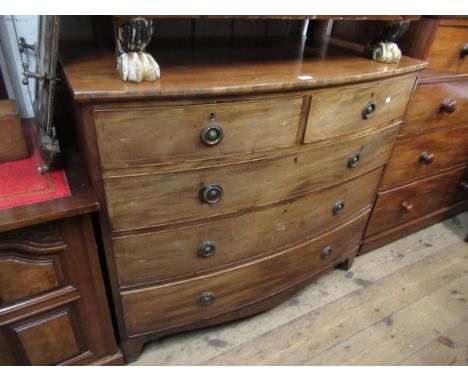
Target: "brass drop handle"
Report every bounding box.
[362,100,376,119]
[348,153,361,168]
[460,180,468,192]
[419,151,435,165]
[321,245,333,259]
[201,185,223,204]
[201,124,224,146]
[333,200,345,215]
[198,292,215,306]
[198,241,216,257]
[460,43,468,58]
[440,99,457,114]
[401,201,414,213]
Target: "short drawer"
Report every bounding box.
[380,125,468,189]
[114,168,382,286]
[366,165,468,237]
[401,79,468,135]
[105,123,398,232]
[94,97,303,169]
[426,23,468,72]
[303,74,416,143]
[121,211,369,335]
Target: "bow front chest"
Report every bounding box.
[60,37,426,362]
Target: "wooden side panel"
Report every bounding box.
[381,125,468,189]
[94,97,303,169]
[426,24,468,72]
[114,168,382,286]
[401,79,468,135]
[304,75,416,143]
[366,165,468,237]
[105,124,399,232]
[122,211,369,335]
[0,100,28,163]
[7,306,83,365]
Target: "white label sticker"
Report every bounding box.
[385,96,392,104]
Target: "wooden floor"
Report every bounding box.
[131,212,468,366]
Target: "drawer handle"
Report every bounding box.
[201,185,223,204]
[198,292,215,306]
[401,201,414,213]
[460,181,468,192]
[362,100,376,119]
[348,153,361,168]
[460,43,468,58]
[419,151,435,165]
[440,99,457,114]
[201,124,224,146]
[198,241,216,257]
[333,200,345,215]
[321,245,333,259]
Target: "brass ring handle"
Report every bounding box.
[201,124,224,146]
[321,245,333,259]
[348,153,361,168]
[201,185,223,204]
[333,200,345,215]
[440,99,457,114]
[460,181,468,192]
[198,292,216,306]
[460,43,468,58]
[401,201,414,213]
[198,241,216,257]
[419,151,435,165]
[362,100,376,119]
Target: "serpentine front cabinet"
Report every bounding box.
[60,37,427,362]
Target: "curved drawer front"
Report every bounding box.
[304,74,416,143]
[366,165,468,237]
[426,23,468,72]
[0,223,68,309]
[114,168,381,286]
[121,211,369,335]
[95,97,303,169]
[401,79,468,135]
[105,124,398,232]
[381,125,468,189]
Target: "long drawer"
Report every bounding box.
[304,74,416,143]
[104,123,398,232]
[400,78,468,135]
[94,97,303,169]
[121,211,369,335]
[366,165,468,237]
[114,168,381,287]
[381,125,468,189]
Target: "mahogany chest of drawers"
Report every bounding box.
[60,37,426,362]
[362,17,468,252]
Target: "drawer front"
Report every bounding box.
[114,168,382,286]
[366,165,468,237]
[303,74,416,143]
[105,124,398,232]
[381,125,468,189]
[95,97,303,169]
[401,79,468,135]
[0,223,68,308]
[427,24,468,72]
[122,211,369,335]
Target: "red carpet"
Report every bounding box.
[0,140,70,210]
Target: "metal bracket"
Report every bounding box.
[21,63,59,86]
[18,37,36,53]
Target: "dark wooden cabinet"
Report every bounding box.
[0,122,123,365]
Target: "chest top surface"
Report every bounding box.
[60,36,427,102]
